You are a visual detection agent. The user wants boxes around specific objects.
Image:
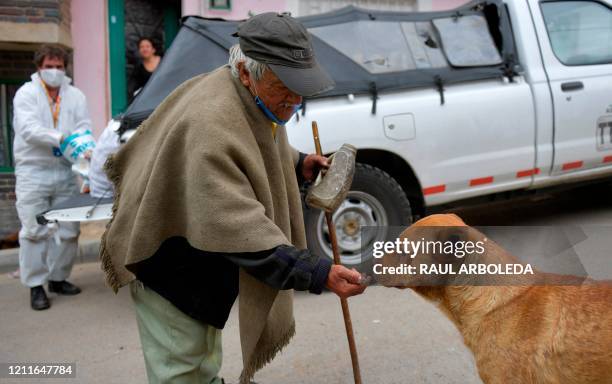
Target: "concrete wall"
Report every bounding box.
[0,0,73,48]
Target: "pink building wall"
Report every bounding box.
[182,0,202,16]
[198,0,287,20]
[71,0,109,137]
[431,0,469,10]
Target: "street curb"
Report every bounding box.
[0,239,101,270]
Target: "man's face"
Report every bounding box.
[38,56,65,71]
[239,63,303,122]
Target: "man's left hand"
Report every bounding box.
[302,154,329,182]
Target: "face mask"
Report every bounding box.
[251,82,301,126]
[40,69,65,88]
[254,96,302,126]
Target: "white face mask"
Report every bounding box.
[39,68,65,88]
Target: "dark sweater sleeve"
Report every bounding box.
[295,151,308,186]
[224,245,332,294]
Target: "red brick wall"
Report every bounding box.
[0,0,70,25]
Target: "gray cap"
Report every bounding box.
[234,12,335,97]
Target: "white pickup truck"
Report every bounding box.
[40,0,612,267]
[285,0,612,264]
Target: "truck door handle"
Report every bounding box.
[561,81,584,92]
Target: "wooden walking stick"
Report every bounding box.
[311,121,363,384]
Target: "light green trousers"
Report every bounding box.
[130,281,223,384]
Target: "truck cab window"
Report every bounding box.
[541,0,612,66]
[310,21,422,74]
[433,15,503,67]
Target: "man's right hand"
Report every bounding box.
[325,264,367,299]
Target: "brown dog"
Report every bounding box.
[379,214,612,384]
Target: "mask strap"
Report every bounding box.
[40,76,61,128]
[250,80,289,126]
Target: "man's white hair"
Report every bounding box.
[229,44,268,81]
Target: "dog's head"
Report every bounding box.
[376,213,534,292]
[375,214,488,289]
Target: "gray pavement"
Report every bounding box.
[1,181,611,384]
[0,264,481,384]
[0,238,100,274]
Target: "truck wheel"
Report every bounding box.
[304,163,413,271]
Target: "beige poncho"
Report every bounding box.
[100,66,306,383]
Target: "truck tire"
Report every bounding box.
[304,163,413,272]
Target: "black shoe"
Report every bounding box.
[31,286,50,310]
[48,280,81,295]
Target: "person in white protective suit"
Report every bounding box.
[12,44,92,310]
[89,120,121,198]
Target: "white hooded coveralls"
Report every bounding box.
[89,120,120,198]
[12,72,92,287]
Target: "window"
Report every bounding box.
[310,20,448,74]
[209,0,230,10]
[310,15,502,74]
[0,83,18,172]
[433,15,502,67]
[541,1,612,66]
[401,22,448,69]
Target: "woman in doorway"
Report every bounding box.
[130,37,161,99]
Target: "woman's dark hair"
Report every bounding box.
[137,37,159,53]
[33,44,70,67]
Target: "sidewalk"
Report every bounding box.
[0,261,481,384]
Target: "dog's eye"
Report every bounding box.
[448,234,461,243]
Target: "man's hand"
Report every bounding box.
[302,154,329,182]
[325,264,367,299]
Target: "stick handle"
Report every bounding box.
[312,121,323,156]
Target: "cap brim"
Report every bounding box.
[268,60,335,97]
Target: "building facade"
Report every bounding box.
[0,0,466,240]
[0,0,75,239]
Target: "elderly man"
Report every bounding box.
[13,44,90,310]
[101,13,365,384]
